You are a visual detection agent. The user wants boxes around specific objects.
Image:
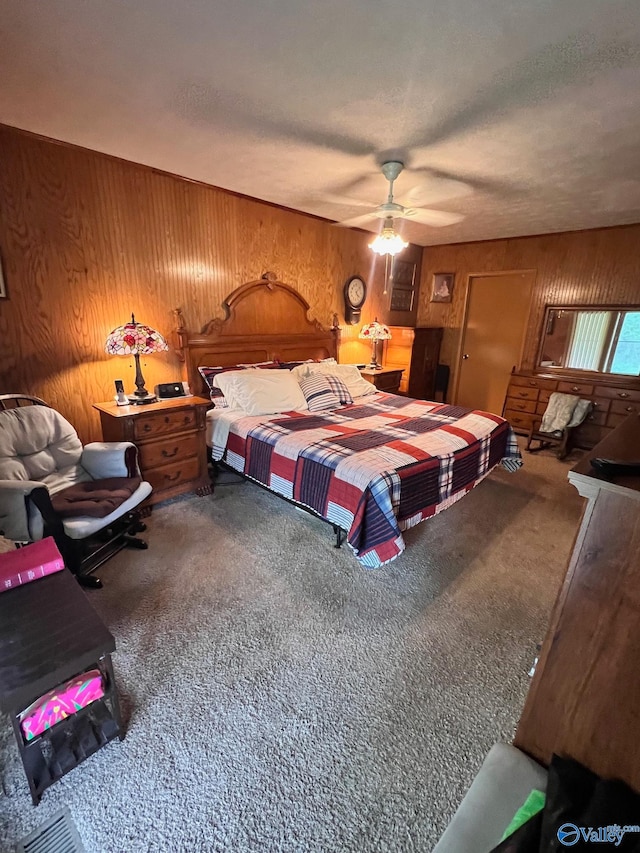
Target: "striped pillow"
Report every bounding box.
[298,373,341,412]
[325,375,353,406]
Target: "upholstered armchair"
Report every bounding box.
[0,395,152,587]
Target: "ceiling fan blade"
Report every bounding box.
[400,176,472,206]
[334,213,379,228]
[402,208,464,227]
[318,193,373,209]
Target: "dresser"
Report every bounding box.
[360,367,404,394]
[93,397,212,505]
[503,371,640,448]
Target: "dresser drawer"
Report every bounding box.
[505,397,536,414]
[609,400,640,417]
[138,433,200,469]
[591,397,610,414]
[584,410,608,426]
[539,389,553,404]
[507,386,539,401]
[595,386,640,403]
[134,408,197,440]
[504,410,537,432]
[510,375,558,391]
[558,380,594,396]
[144,457,202,493]
[574,422,613,446]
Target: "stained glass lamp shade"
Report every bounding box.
[359,319,392,370]
[105,314,168,403]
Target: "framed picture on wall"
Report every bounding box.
[389,259,417,312]
[431,272,455,303]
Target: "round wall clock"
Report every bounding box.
[343,276,367,325]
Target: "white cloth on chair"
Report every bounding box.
[539,392,579,435]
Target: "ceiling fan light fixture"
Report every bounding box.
[369,219,408,256]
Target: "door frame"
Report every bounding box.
[452,269,537,406]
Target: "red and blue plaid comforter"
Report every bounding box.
[213,393,522,567]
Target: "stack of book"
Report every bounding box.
[0,537,65,593]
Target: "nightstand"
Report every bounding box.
[93,396,212,505]
[360,367,404,394]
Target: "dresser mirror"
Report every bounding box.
[537,305,640,377]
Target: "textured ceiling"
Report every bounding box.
[1,0,640,246]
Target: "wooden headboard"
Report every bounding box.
[175,273,340,396]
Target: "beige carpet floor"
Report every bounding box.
[0,446,584,852]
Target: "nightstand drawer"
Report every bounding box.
[134,408,197,439]
[145,457,202,493]
[138,433,200,469]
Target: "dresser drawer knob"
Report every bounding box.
[162,447,178,458]
[618,392,630,399]
[571,386,580,392]
[165,416,170,423]
[529,381,537,386]
[625,406,634,412]
[518,391,527,397]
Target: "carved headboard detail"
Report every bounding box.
[175,273,340,396]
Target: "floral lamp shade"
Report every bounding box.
[359,319,392,369]
[105,314,168,403]
[105,314,168,356]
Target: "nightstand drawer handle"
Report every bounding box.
[165,416,170,423]
[143,423,152,432]
[162,447,179,458]
[166,470,181,482]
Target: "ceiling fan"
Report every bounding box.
[334,161,465,230]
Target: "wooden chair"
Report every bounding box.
[526,397,592,460]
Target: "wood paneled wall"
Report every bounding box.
[418,226,640,400]
[0,125,421,442]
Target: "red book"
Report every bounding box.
[0,537,65,593]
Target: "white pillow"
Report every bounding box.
[215,370,308,415]
[291,362,377,399]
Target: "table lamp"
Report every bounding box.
[105,314,168,404]
[359,319,392,370]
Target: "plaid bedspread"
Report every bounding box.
[213,394,522,568]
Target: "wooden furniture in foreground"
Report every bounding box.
[407,327,443,401]
[94,396,211,505]
[360,367,404,394]
[175,273,339,398]
[0,568,124,804]
[515,413,640,793]
[503,370,640,448]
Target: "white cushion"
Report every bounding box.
[291,363,377,400]
[0,406,83,482]
[214,370,308,415]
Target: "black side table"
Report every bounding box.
[0,569,124,804]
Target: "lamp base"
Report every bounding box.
[127,393,157,405]
[365,362,383,370]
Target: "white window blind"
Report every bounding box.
[566,311,610,370]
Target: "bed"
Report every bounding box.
[177,273,522,567]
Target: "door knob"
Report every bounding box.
[462,353,470,360]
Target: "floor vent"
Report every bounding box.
[16,807,85,853]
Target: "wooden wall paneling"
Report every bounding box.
[417,227,640,403]
[0,124,422,442]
